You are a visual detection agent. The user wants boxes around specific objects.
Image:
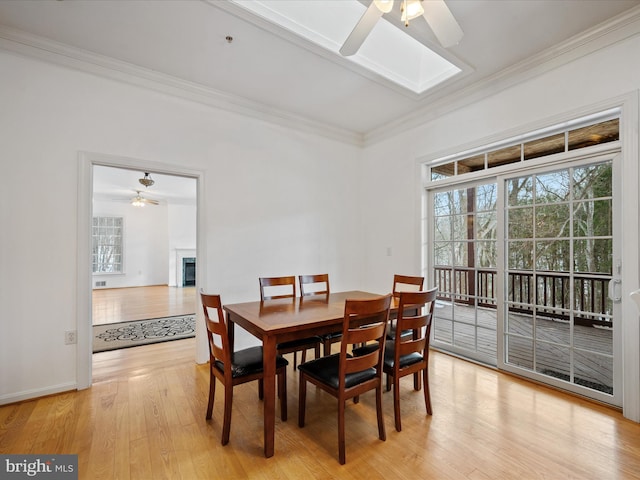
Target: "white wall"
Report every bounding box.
[92,199,170,288]
[0,49,362,404]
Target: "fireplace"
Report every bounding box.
[182,257,196,286]
[175,248,196,287]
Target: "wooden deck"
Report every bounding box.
[433,301,613,393]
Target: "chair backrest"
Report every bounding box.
[340,294,392,383]
[393,288,437,361]
[259,276,297,300]
[392,274,425,299]
[200,292,232,371]
[299,273,330,296]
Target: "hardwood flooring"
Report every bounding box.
[1,339,639,479]
[92,285,196,325]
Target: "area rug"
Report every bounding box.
[93,314,196,353]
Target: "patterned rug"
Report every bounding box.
[93,314,196,353]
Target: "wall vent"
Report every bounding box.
[95,281,107,287]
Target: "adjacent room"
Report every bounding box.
[91,166,197,352]
[1,0,640,478]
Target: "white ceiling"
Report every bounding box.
[1,0,639,200]
[93,166,197,206]
[1,0,639,142]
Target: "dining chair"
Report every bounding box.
[388,274,425,341]
[383,288,437,432]
[259,276,322,369]
[299,273,341,356]
[201,292,288,445]
[298,294,392,464]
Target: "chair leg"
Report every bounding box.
[258,378,264,400]
[221,384,233,445]
[338,399,346,465]
[278,369,287,422]
[206,369,216,420]
[298,373,307,427]
[376,384,387,441]
[393,376,402,432]
[323,339,331,356]
[414,371,421,391]
[423,368,432,415]
[386,372,391,392]
[294,351,299,370]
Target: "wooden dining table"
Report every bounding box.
[223,290,396,458]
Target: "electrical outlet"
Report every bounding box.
[65,330,77,345]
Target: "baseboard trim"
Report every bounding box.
[0,382,77,406]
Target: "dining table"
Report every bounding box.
[223,290,398,458]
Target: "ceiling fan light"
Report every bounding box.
[401,0,424,22]
[131,193,146,207]
[373,0,394,14]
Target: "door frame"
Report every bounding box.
[76,151,207,389]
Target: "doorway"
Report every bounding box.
[91,165,197,331]
[76,152,204,390]
[92,165,197,338]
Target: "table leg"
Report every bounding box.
[262,335,276,458]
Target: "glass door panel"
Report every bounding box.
[503,160,615,399]
[431,182,498,365]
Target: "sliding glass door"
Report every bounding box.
[427,156,620,404]
[501,158,619,403]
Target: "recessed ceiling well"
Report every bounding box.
[230,0,464,95]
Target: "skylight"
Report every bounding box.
[231,0,462,95]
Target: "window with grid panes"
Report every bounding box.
[92,216,123,273]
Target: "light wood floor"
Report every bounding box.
[92,285,196,325]
[1,339,639,479]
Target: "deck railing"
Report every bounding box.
[434,267,612,328]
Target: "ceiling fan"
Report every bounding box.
[340,0,463,56]
[131,190,159,207]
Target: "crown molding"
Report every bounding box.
[0,25,364,146]
[1,4,638,149]
[363,5,640,146]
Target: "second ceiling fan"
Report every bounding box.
[340,0,463,56]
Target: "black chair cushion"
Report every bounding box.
[215,346,288,378]
[298,353,375,389]
[386,324,412,340]
[351,343,379,357]
[353,341,423,370]
[278,336,322,350]
[382,341,424,370]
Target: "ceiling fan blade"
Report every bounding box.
[339,1,384,56]
[143,198,159,205]
[422,0,463,48]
